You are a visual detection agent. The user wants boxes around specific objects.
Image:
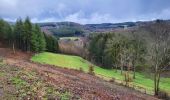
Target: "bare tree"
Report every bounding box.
[147,20,170,95]
[105,34,128,74]
[130,30,146,79]
[105,34,121,73]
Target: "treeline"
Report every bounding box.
[0,17,58,53]
[88,20,170,95]
[51,27,84,37]
[88,31,147,82]
[89,32,146,70]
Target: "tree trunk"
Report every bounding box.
[133,61,135,79]
[154,65,159,96]
[154,72,158,95]
[156,73,160,94]
[124,71,127,86]
[115,64,117,73]
[133,66,136,79]
[121,66,123,75]
[12,43,15,54]
[120,56,123,75]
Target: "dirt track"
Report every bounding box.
[0,48,159,100]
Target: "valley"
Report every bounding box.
[0,10,170,100]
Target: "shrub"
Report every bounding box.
[109,78,115,83]
[124,72,133,82]
[61,92,71,100]
[124,72,133,86]
[79,67,84,72]
[88,65,95,75]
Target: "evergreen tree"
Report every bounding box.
[30,25,39,52]
[44,34,58,53]
[0,19,5,39]
[0,17,56,53]
[0,19,12,41]
[13,19,24,50]
[24,17,32,51]
[36,24,46,52]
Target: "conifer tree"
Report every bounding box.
[24,17,32,51]
[13,19,24,50]
[30,25,39,52]
[36,24,46,52]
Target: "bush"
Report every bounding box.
[88,65,95,75]
[109,78,115,83]
[124,72,133,82]
[79,67,84,72]
[124,72,133,86]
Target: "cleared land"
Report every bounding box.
[0,62,72,99]
[32,52,170,95]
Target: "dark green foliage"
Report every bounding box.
[0,19,6,39]
[13,19,25,50]
[31,25,39,52]
[88,32,146,69]
[0,19,12,41]
[23,17,32,51]
[88,65,95,75]
[44,33,59,53]
[88,33,115,68]
[0,17,59,53]
[88,33,110,68]
[31,24,46,52]
[37,31,46,52]
[51,27,83,37]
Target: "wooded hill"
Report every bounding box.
[87,20,170,96]
[0,17,59,53]
[38,20,170,37]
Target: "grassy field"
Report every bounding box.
[31,52,170,95]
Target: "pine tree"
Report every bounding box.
[36,24,46,52]
[30,25,39,52]
[0,19,5,39]
[44,34,58,53]
[24,17,32,51]
[13,19,24,50]
[0,19,13,46]
[0,17,57,53]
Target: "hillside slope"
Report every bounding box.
[0,48,159,100]
[31,52,170,95]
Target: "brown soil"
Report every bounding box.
[0,47,160,100]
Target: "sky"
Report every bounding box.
[0,0,170,24]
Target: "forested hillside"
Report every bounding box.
[39,22,84,37]
[1,0,170,99]
[0,18,170,99]
[87,20,170,96]
[0,17,59,53]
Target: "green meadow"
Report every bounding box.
[31,52,170,95]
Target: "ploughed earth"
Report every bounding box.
[0,47,159,100]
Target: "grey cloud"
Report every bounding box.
[0,0,170,24]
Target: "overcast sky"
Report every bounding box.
[0,0,170,24]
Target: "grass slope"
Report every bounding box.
[31,52,170,95]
